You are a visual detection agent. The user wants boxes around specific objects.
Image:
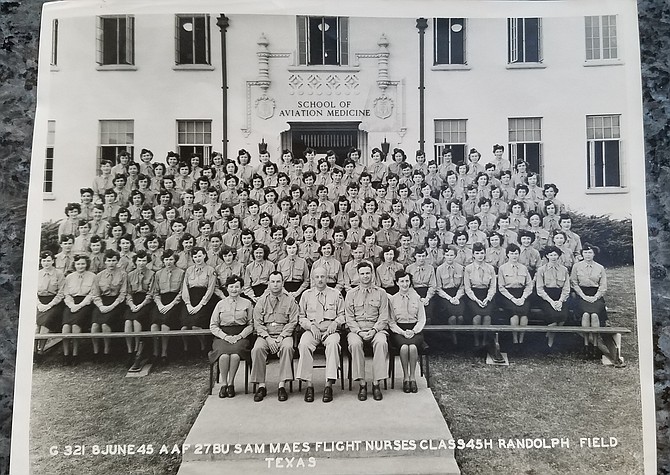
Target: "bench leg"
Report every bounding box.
[601,332,626,367]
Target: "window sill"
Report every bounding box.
[173,64,215,71]
[585,187,628,195]
[431,64,471,71]
[50,66,60,72]
[506,63,546,70]
[96,64,137,71]
[43,193,56,201]
[583,59,624,68]
[287,65,360,73]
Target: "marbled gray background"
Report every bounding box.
[0,1,669,473]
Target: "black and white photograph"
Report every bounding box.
[10,0,656,474]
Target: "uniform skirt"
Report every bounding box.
[467,288,496,317]
[284,281,303,294]
[383,285,399,296]
[391,322,425,349]
[208,324,251,363]
[62,295,93,328]
[538,287,569,324]
[92,295,126,328]
[181,287,217,328]
[435,287,465,323]
[37,295,63,331]
[151,292,181,329]
[498,287,531,316]
[575,286,608,324]
[123,292,153,328]
[251,283,268,298]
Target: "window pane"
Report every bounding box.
[178,17,194,64]
[308,18,324,65]
[604,140,621,186]
[194,16,208,64]
[435,18,450,64]
[524,18,540,62]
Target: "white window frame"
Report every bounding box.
[96,15,135,68]
[297,16,349,66]
[508,117,543,180]
[44,120,56,197]
[434,119,467,165]
[585,15,618,63]
[586,114,623,189]
[175,14,211,66]
[507,18,542,64]
[177,120,212,164]
[433,18,466,66]
[98,120,134,169]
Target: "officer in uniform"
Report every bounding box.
[251,271,298,402]
[296,267,345,403]
[344,261,390,401]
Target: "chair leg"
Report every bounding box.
[348,354,352,391]
[419,353,424,377]
[209,362,214,395]
[245,358,250,394]
[340,351,345,390]
[389,353,395,389]
[425,354,430,388]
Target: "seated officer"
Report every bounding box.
[251,271,298,402]
[344,261,390,401]
[296,267,346,403]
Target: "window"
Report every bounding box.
[587,115,621,188]
[96,16,134,66]
[508,117,543,179]
[297,16,349,66]
[51,19,58,67]
[585,15,618,61]
[434,18,466,65]
[177,120,212,163]
[98,120,134,165]
[507,18,542,64]
[434,119,467,164]
[44,121,55,193]
[175,14,211,65]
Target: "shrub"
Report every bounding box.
[40,221,61,255]
[570,213,633,267]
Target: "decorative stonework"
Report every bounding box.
[255,95,276,120]
[287,73,360,95]
[373,95,394,119]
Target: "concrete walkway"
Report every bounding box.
[178,354,461,475]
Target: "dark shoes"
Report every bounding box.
[219,385,228,398]
[304,386,315,403]
[372,384,383,401]
[322,386,333,403]
[410,380,418,393]
[227,385,236,398]
[358,383,368,401]
[278,387,288,402]
[254,386,267,402]
[403,381,411,393]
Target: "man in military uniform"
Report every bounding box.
[296,267,345,403]
[344,261,390,401]
[251,271,298,402]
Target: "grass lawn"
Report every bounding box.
[28,266,645,474]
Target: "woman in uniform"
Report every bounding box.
[123,250,155,363]
[535,245,571,348]
[90,249,128,357]
[209,275,254,399]
[463,242,497,348]
[434,247,466,345]
[571,244,609,359]
[497,243,533,346]
[150,249,185,362]
[180,246,218,355]
[36,251,64,357]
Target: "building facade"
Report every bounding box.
[37,6,634,218]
